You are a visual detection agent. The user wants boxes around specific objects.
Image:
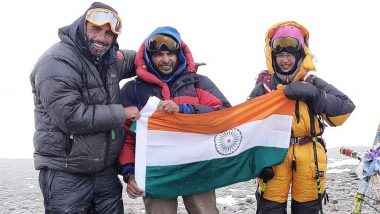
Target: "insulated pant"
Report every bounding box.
[256,197,321,214]
[39,167,123,214]
[143,190,219,214]
[257,142,326,213]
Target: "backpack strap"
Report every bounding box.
[303,72,316,83]
[262,78,272,93]
[303,73,327,135]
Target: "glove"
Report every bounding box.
[284,81,327,114]
[285,81,319,101]
[259,167,274,183]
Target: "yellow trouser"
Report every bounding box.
[259,142,327,203]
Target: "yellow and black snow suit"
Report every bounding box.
[248,21,355,213]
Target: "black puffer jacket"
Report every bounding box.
[30,2,136,174]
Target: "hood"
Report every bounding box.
[57,2,120,64]
[265,21,315,82]
[143,26,187,83]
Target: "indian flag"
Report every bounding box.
[135,89,295,199]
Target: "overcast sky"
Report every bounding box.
[1,0,379,158]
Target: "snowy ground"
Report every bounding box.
[1,147,379,214]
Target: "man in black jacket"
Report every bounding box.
[30,2,139,213]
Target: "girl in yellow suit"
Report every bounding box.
[248,21,355,213]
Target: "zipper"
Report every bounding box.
[65,134,74,167]
[103,66,112,168]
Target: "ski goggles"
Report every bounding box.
[85,8,122,35]
[271,37,300,53]
[146,34,179,52]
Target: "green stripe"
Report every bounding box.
[145,146,288,199]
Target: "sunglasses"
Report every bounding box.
[86,8,122,35]
[271,37,300,53]
[146,34,179,52]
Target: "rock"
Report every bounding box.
[226,205,241,213]
[231,190,252,198]
[349,169,357,176]
[333,204,340,211]
[124,207,134,214]
[246,196,255,204]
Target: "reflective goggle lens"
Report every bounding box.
[146,35,179,52]
[271,37,300,53]
[86,8,122,34]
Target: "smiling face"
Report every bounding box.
[151,51,178,75]
[275,52,296,73]
[86,22,115,59]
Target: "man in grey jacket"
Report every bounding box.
[30,2,140,213]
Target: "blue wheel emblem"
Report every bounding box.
[214,128,242,155]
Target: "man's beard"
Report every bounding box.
[86,37,112,59]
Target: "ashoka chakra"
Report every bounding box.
[214,128,242,155]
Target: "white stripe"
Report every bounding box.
[146,114,292,166]
[135,96,161,191]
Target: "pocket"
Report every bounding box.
[69,133,105,158]
[109,128,124,161]
[65,134,73,156]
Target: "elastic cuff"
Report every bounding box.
[179,104,191,114]
[121,164,135,175]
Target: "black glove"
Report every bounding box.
[285,81,319,101]
[259,167,274,183]
[284,81,327,114]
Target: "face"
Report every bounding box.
[86,22,115,58]
[275,52,296,73]
[151,51,178,75]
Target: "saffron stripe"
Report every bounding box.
[148,88,295,134]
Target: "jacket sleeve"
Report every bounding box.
[247,82,266,100]
[118,120,136,165]
[34,57,125,134]
[312,77,355,126]
[118,81,138,165]
[119,50,137,79]
[188,75,231,113]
